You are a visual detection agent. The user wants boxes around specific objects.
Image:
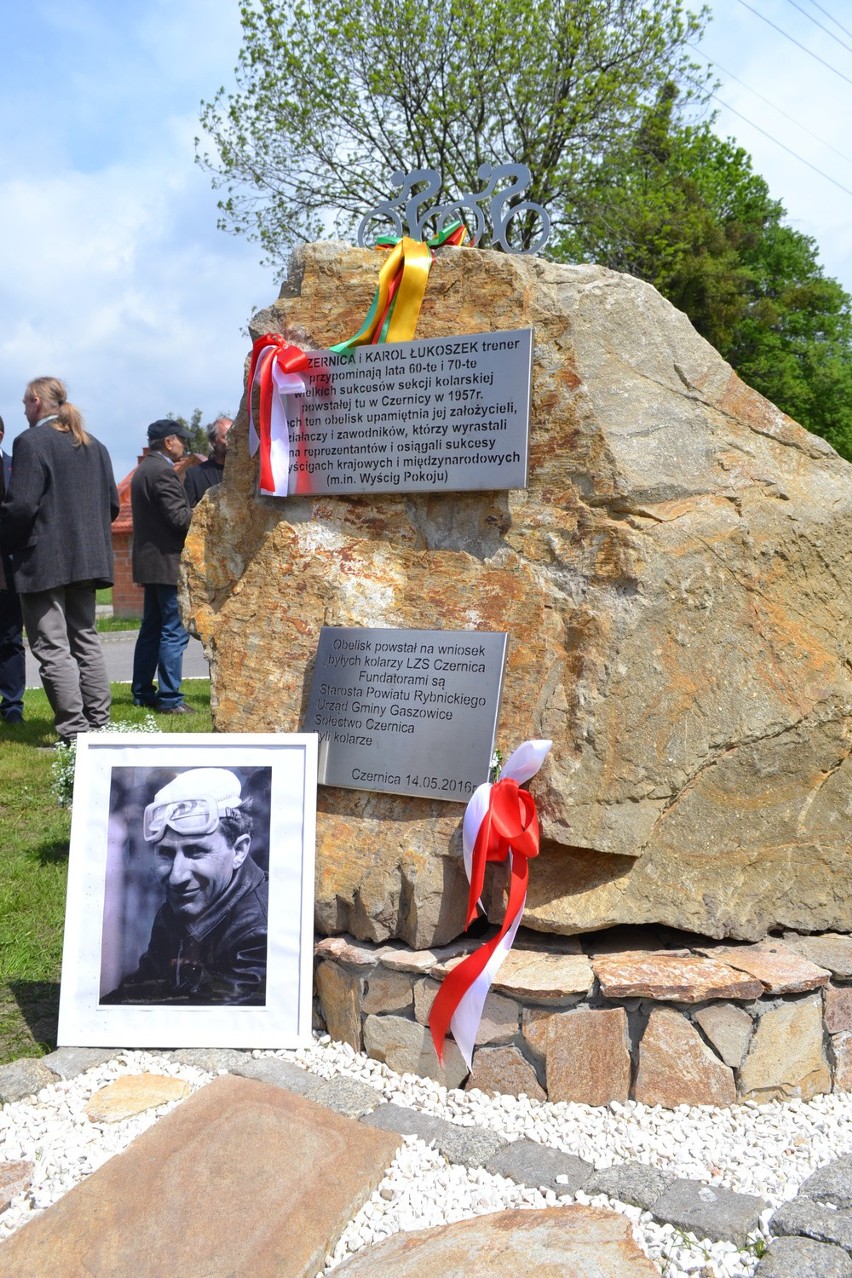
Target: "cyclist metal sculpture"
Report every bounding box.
[357,163,551,256]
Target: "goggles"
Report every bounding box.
[143,794,242,843]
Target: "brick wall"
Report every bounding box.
[112,454,143,619]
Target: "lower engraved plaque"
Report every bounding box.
[303,627,508,801]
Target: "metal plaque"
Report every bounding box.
[286,328,532,496]
[303,627,508,802]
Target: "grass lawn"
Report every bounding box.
[0,680,213,1063]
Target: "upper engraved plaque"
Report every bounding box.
[285,328,532,496]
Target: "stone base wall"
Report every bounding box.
[314,927,852,1107]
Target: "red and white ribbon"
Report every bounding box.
[430,739,552,1068]
[246,334,309,496]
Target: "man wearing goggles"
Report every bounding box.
[103,768,268,1005]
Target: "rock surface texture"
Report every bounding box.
[182,242,852,946]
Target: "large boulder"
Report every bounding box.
[182,242,852,946]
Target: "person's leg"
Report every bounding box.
[154,584,190,709]
[0,588,25,722]
[65,581,111,729]
[19,587,89,741]
[132,585,161,706]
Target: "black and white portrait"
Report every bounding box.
[100,766,271,1006]
[57,734,316,1049]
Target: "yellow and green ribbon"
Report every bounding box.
[331,221,468,356]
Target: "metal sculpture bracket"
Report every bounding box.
[357,164,550,256]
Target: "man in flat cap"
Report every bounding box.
[104,768,268,1004]
[130,420,194,715]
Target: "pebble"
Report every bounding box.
[4,1037,852,1275]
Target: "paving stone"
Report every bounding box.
[0,1058,57,1104]
[315,960,363,1051]
[379,937,481,974]
[652,1177,769,1246]
[693,1003,754,1068]
[755,1235,852,1277]
[586,1161,678,1211]
[314,935,385,967]
[362,1014,468,1089]
[230,1056,326,1099]
[435,1123,507,1168]
[40,1047,120,1080]
[826,985,852,1033]
[413,977,440,1024]
[0,1160,34,1212]
[797,1154,852,1207]
[833,1032,852,1091]
[485,1137,593,1194]
[312,1075,382,1117]
[0,1075,401,1278]
[544,1007,632,1105]
[465,1044,545,1100]
[739,997,831,1102]
[771,1198,852,1250]
[783,933,852,978]
[361,968,413,1014]
[172,1047,251,1073]
[85,1074,190,1122]
[635,1007,736,1107]
[360,1102,446,1144]
[697,941,830,994]
[331,1205,660,1276]
[488,948,594,999]
[592,953,763,1002]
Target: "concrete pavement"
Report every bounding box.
[25,630,211,689]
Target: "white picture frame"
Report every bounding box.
[57,733,317,1049]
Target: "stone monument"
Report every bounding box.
[182,241,852,1104]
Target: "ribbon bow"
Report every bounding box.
[332,221,468,356]
[246,334,310,496]
[430,739,552,1068]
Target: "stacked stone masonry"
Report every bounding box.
[314,926,852,1107]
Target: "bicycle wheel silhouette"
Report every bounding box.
[495,201,551,255]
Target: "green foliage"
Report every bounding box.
[196,2,852,459]
[563,87,852,458]
[168,408,207,456]
[196,0,709,260]
[52,714,159,808]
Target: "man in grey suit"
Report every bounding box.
[130,419,195,715]
[0,377,119,744]
[0,415,25,725]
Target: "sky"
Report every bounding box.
[0,0,851,480]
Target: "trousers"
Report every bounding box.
[131,584,189,709]
[20,582,111,741]
[0,587,24,721]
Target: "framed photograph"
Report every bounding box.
[57,733,317,1049]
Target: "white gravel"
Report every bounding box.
[3,1036,851,1275]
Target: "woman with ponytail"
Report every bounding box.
[0,376,119,743]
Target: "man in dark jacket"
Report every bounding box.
[103,768,268,1005]
[0,416,25,724]
[0,377,119,743]
[130,419,194,714]
[184,415,232,509]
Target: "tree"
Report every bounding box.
[562,88,852,458]
[196,0,709,263]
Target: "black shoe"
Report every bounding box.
[154,702,196,715]
[2,713,23,725]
